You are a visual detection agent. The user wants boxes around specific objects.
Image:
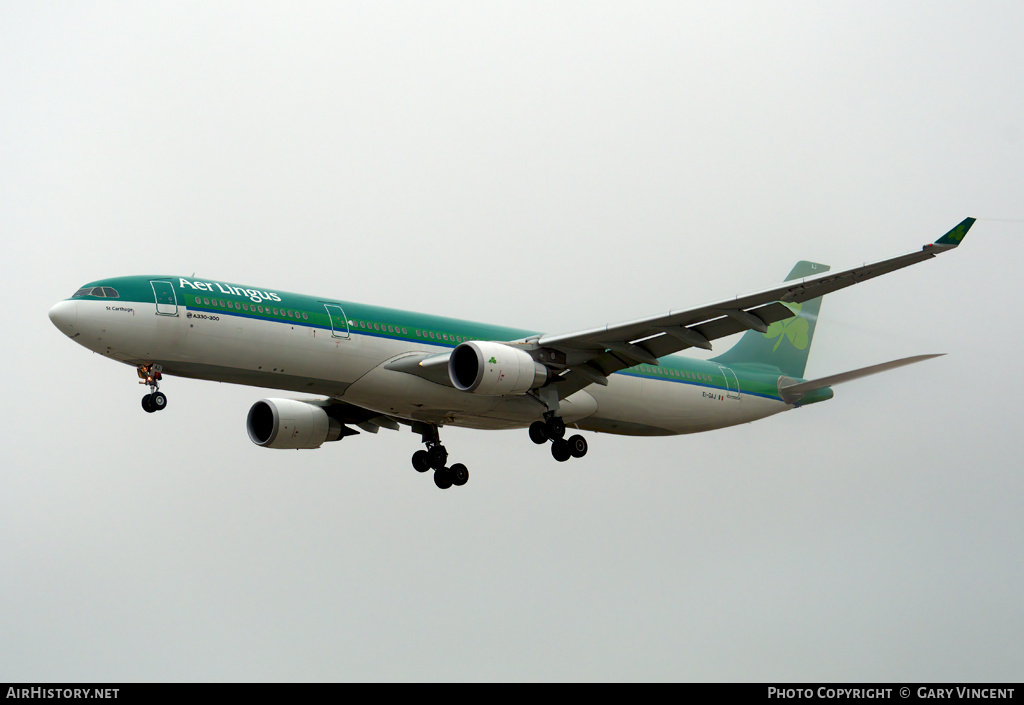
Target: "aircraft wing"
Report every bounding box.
[533,217,974,397]
[315,397,407,435]
[391,218,973,398]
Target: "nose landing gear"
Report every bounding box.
[529,414,588,463]
[138,364,168,413]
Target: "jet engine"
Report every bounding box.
[448,341,548,395]
[246,398,345,449]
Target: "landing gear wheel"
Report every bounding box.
[412,450,430,473]
[427,445,448,471]
[433,467,453,490]
[529,421,548,445]
[568,434,588,459]
[545,416,566,441]
[149,392,167,412]
[551,438,572,462]
[450,463,469,487]
[137,365,166,413]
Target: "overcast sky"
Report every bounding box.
[3,1,1024,682]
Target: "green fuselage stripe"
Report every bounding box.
[72,275,788,403]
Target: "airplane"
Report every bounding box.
[48,217,973,489]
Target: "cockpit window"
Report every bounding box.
[71,287,119,298]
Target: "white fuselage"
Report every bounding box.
[50,297,792,436]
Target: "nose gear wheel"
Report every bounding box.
[138,364,168,413]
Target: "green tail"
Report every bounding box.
[710,261,829,378]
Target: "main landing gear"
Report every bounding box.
[138,364,168,413]
[411,425,469,490]
[529,414,588,463]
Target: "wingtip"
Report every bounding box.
[932,217,975,247]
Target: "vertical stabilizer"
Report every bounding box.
[710,261,828,378]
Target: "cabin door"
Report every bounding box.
[151,280,178,316]
[719,365,741,400]
[323,304,350,339]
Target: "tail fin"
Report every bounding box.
[710,261,829,378]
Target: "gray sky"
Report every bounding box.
[3,1,1023,682]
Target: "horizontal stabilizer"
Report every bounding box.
[780,354,944,403]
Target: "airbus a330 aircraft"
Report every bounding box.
[49,218,973,489]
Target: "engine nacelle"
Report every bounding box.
[246,398,345,449]
[448,341,548,395]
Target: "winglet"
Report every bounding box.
[932,217,975,248]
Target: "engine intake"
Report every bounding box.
[246,398,345,449]
[449,341,548,395]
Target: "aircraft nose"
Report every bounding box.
[48,300,78,335]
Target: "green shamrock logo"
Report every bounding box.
[764,302,810,351]
[489,356,497,364]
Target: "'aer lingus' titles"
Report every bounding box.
[178,278,282,304]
